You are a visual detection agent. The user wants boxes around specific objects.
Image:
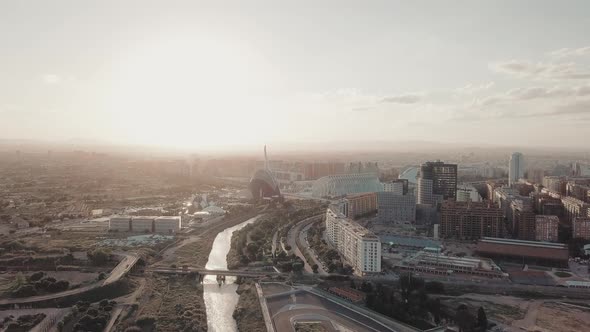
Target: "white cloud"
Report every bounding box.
[454,82,494,94]
[42,74,62,84]
[549,46,590,58]
[380,93,423,104]
[489,60,590,80]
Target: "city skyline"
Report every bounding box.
[2,1,590,151]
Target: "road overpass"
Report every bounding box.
[0,253,139,308]
[147,266,282,278]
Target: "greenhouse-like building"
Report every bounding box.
[312,173,383,198]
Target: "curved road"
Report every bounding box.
[286,215,323,274]
[0,252,139,306]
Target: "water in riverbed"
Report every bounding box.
[203,215,259,332]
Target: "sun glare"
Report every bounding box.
[105,31,274,149]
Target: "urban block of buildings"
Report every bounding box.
[342,192,378,219]
[439,200,504,239]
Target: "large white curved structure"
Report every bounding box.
[399,166,418,184]
[311,173,382,198]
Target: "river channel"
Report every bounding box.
[202,215,260,331]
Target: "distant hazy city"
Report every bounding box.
[0,142,589,332]
[2,1,590,331]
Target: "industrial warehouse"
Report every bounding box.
[476,237,570,267]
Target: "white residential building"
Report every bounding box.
[326,205,381,275]
[457,185,482,202]
[383,180,407,195]
[109,216,131,232]
[154,216,181,233]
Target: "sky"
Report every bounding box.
[1,0,590,151]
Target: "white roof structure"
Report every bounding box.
[399,166,418,184]
[311,173,382,198]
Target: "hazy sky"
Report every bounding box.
[1,1,590,150]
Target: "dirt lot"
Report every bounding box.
[440,294,527,325]
[534,302,590,332]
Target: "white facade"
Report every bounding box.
[377,192,416,223]
[457,185,482,202]
[417,178,433,205]
[131,217,155,233]
[509,152,524,186]
[325,206,381,274]
[154,216,181,233]
[109,216,131,232]
[383,181,404,195]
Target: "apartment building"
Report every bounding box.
[573,217,590,240]
[562,196,590,223]
[377,191,416,223]
[343,192,378,219]
[325,206,381,275]
[535,215,559,242]
[440,200,504,239]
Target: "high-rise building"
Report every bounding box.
[535,215,559,242]
[377,192,416,223]
[508,152,524,186]
[325,206,382,275]
[417,161,457,205]
[440,200,504,239]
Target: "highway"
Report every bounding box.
[300,221,329,275]
[286,214,324,274]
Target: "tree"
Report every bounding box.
[284,245,292,251]
[477,307,488,330]
[29,271,45,282]
[456,304,476,332]
[88,249,110,266]
[312,264,319,273]
[425,281,445,294]
[292,261,304,273]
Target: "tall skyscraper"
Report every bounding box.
[417,161,457,205]
[509,152,524,186]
